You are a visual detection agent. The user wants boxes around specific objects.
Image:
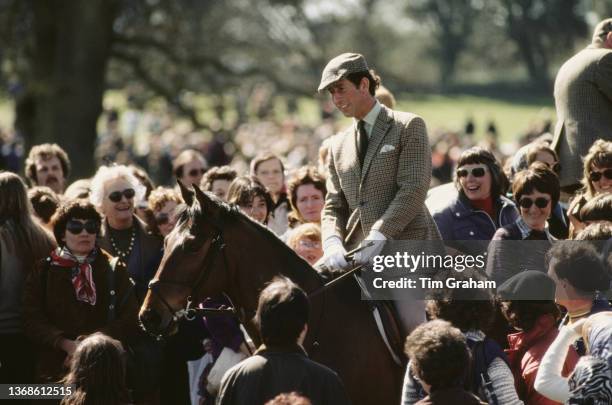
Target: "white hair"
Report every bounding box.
[89,165,147,212]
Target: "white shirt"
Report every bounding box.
[353,101,382,139]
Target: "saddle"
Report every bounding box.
[317,265,407,367]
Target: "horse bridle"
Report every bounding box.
[147,227,233,329]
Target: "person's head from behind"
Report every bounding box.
[582,140,612,197]
[579,193,612,227]
[592,18,612,49]
[404,320,470,393]
[575,222,612,241]
[567,355,612,405]
[173,149,208,188]
[250,153,285,199]
[256,277,309,347]
[28,186,60,227]
[62,333,128,405]
[287,166,326,225]
[265,392,312,405]
[497,271,560,332]
[546,241,611,311]
[375,84,396,109]
[25,143,71,194]
[227,175,273,225]
[0,171,34,224]
[525,142,561,175]
[64,179,91,201]
[201,165,238,201]
[426,269,495,333]
[512,162,560,231]
[287,223,323,266]
[454,146,507,202]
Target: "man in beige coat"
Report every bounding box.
[553,18,612,192]
[318,53,441,334]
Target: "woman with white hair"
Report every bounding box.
[90,165,163,303]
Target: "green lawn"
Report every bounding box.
[1,92,557,146]
[397,94,556,143]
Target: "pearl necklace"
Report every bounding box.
[109,226,136,264]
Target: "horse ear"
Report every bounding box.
[178,179,194,206]
[193,183,216,212]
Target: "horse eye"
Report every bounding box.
[182,234,203,253]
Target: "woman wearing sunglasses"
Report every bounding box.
[486,162,560,284]
[147,187,183,237]
[89,165,163,303]
[287,223,324,265]
[431,147,519,256]
[568,140,612,238]
[22,199,140,383]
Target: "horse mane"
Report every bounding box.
[180,192,324,286]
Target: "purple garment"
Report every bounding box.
[201,296,244,360]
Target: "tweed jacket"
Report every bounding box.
[322,105,441,249]
[552,44,612,187]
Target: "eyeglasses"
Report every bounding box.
[589,168,612,182]
[108,188,135,203]
[519,197,550,209]
[456,166,487,178]
[298,239,321,249]
[155,213,170,226]
[66,220,99,235]
[187,168,206,177]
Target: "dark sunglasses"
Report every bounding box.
[155,213,170,226]
[589,168,612,182]
[108,188,135,203]
[519,197,550,209]
[188,168,206,177]
[66,220,99,235]
[456,167,487,178]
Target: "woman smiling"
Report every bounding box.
[431,147,519,255]
[486,162,560,284]
[89,165,163,303]
[23,199,139,383]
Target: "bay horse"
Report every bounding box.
[139,184,404,404]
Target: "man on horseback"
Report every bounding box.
[317,53,442,335]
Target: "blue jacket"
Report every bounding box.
[431,191,519,255]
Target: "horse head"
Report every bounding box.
[139,181,230,337]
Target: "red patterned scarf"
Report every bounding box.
[50,247,98,305]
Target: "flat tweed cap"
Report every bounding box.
[317,53,369,92]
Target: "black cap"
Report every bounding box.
[497,270,556,301]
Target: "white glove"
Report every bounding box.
[322,236,350,271]
[354,230,387,266]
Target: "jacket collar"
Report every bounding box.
[507,313,557,352]
[451,192,514,218]
[255,344,308,357]
[361,105,393,181]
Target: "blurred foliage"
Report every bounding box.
[0,0,609,174]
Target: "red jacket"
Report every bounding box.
[505,314,579,405]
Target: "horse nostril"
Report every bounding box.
[140,308,162,331]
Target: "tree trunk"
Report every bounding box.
[23,0,117,180]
